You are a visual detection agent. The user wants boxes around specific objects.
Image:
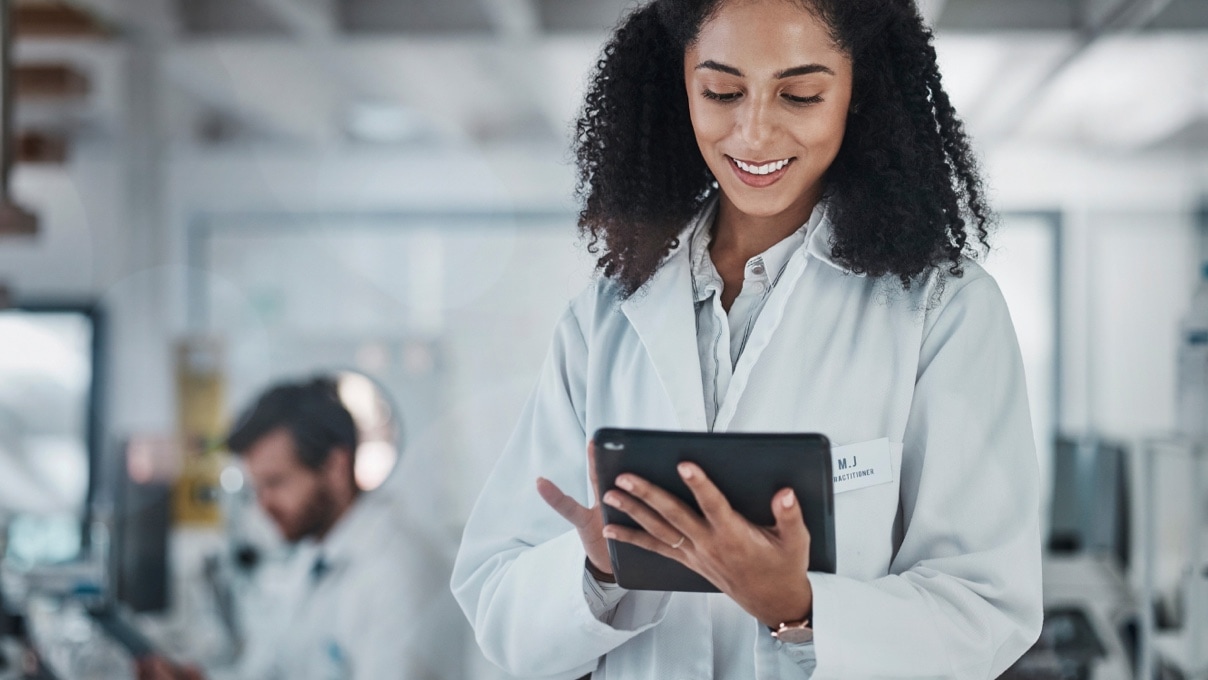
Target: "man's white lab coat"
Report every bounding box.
[219,490,463,680]
[451,213,1044,679]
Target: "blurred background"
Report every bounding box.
[0,0,1205,678]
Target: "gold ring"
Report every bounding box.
[670,535,686,550]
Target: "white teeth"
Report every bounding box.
[734,158,790,175]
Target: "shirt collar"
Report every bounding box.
[688,200,721,302]
[757,217,809,285]
[687,195,833,302]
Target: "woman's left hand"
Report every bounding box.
[601,462,813,629]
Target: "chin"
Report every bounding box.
[279,528,304,543]
[273,519,306,543]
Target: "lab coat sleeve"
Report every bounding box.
[450,305,673,679]
[806,275,1043,678]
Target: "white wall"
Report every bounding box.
[990,145,1205,440]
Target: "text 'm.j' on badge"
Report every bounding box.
[830,438,894,494]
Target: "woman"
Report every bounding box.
[451,0,1043,677]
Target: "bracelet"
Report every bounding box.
[585,557,616,584]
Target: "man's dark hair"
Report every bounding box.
[227,376,358,476]
[574,0,993,299]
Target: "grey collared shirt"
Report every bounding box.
[688,199,819,431]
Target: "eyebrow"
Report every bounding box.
[695,60,835,79]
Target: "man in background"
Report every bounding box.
[138,376,453,680]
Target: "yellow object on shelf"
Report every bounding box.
[172,337,228,527]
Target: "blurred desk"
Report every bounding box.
[22,598,133,680]
[1004,554,1136,680]
[0,637,61,680]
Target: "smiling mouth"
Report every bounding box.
[726,155,795,187]
[729,156,793,175]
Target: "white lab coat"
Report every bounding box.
[451,211,1044,679]
[217,490,464,680]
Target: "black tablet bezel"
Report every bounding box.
[593,428,836,592]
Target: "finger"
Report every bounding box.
[139,659,174,680]
[602,489,685,548]
[135,661,166,680]
[602,524,692,566]
[772,488,810,550]
[615,473,707,538]
[677,463,737,525]
[536,477,592,529]
[587,442,602,505]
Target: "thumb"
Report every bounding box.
[772,488,807,543]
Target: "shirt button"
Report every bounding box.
[750,264,766,276]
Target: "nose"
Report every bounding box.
[738,98,776,150]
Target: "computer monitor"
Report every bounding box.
[1049,435,1131,569]
[0,302,102,566]
[110,436,171,613]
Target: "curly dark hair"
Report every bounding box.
[574,0,993,298]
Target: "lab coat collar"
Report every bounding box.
[308,490,388,573]
[619,212,711,432]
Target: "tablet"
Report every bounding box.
[593,428,836,592]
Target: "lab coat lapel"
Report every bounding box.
[620,247,709,431]
[712,211,852,431]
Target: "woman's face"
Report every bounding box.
[684,0,852,225]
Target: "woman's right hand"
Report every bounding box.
[536,442,613,578]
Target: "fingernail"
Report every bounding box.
[678,463,694,479]
[602,528,617,539]
[616,476,634,491]
[603,492,621,508]
[782,491,796,508]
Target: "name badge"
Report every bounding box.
[831,438,894,494]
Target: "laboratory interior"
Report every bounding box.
[0,0,1205,677]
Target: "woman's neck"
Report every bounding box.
[711,191,819,263]
[708,190,820,312]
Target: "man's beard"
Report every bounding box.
[281,482,341,543]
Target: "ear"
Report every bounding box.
[322,446,355,488]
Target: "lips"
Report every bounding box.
[726,155,795,188]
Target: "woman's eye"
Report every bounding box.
[702,89,741,102]
[783,93,824,105]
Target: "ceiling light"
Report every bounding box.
[344,99,428,144]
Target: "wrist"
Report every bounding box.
[769,616,813,644]
[760,573,812,629]
[585,556,616,583]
